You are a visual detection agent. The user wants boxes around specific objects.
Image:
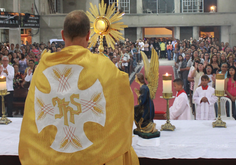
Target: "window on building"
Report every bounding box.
[143,0,174,14]
[48,0,62,14]
[181,0,204,13]
[143,0,158,13]
[109,0,130,14]
[204,0,217,12]
[158,0,174,13]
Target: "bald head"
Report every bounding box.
[63,10,90,41]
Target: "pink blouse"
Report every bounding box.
[227,78,236,97]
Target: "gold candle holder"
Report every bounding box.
[160,93,175,131]
[213,74,226,128]
[212,90,226,128]
[0,77,11,124]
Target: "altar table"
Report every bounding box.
[1,118,236,165]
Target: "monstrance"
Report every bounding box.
[86,0,128,53]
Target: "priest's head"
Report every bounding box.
[61,10,90,48]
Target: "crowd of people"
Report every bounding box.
[92,36,236,120]
[1,36,236,119]
[171,37,236,120]
[94,36,236,120]
[0,41,64,116]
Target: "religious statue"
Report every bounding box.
[134,48,160,139]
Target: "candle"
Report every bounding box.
[0,76,6,90]
[163,73,172,93]
[215,74,224,91]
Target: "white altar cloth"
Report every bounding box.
[132,120,236,159]
[1,118,236,159]
[0,118,22,155]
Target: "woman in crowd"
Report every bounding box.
[225,66,236,119]
[227,53,234,67]
[166,41,173,61]
[192,62,204,93]
[203,53,210,67]
[212,48,218,55]
[219,63,228,79]
[219,53,227,67]
[210,54,220,74]
[233,46,236,54]
[11,52,19,65]
[201,64,215,87]
[18,53,28,74]
[216,52,221,64]
[175,55,183,79]
[13,63,24,89]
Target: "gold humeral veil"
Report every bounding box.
[19,46,139,165]
[19,0,138,164]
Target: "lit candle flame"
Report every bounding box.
[165,73,168,76]
[0,76,4,79]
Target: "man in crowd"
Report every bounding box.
[0,56,14,117]
[122,47,130,74]
[160,39,166,58]
[180,53,191,94]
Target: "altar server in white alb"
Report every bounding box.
[169,78,191,120]
[193,75,218,120]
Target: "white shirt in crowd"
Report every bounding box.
[25,70,33,82]
[122,53,130,67]
[25,69,33,90]
[170,90,191,120]
[139,41,144,51]
[115,62,119,68]
[0,64,14,91]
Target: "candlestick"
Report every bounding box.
[161,73,175,131]
[160,96,175,131]
[213,74,226,128]
[0,76,11,124]
[163,73,172,93]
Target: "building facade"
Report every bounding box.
[1,0,236,46]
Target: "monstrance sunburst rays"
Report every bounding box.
[86,0,128,53]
